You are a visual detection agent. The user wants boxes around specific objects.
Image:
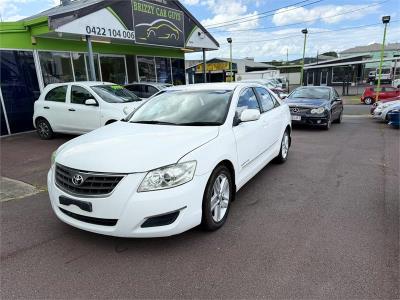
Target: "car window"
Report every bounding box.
[143,85,159,98]
[236,88,259,116]
[45,86,67,102]
[255,87,275,112]
[333,89,340,99]
[71,86,95,105]
[384,87,395,92]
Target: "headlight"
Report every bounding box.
[51,150,57,165]
[138,161,197,192]
[310,107,325,114]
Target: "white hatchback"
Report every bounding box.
[48,83,292,237]
[33,82,143,139]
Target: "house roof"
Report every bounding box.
[340,43,400,54]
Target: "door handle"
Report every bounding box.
[43,106,49,109]
[68,108,76,112]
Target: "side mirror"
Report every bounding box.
[85,99,98,106]
[239,109,260,123]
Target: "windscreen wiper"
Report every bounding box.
[130,120,177,125]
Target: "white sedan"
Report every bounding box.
[48,83,292,237]
[33,82,143,139]
[373,100,400,121]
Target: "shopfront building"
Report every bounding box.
[0,0,218,135]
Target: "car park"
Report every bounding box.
[48,82,292,238]
[33,82,142,139]
[373,100,400,121]
[124,82,173,99]
[361,86,400,105]
[285,86,343,130]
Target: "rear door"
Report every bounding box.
[43,85,69,131]
[66,85,101,133]
[233,88,264,170]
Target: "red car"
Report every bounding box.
[361,86,400,105]
[370,96,400,114]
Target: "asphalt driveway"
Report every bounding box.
[1,116,398,299]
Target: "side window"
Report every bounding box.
[237,88,260,116]
[45,86,67,102]
[71,86,94,105]
[333,89,340,99]
[255,87,275,112]
[384,87,395,92]
[147,86,158,97]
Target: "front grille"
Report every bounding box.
[290,107,310,114]
[55,164,124,197]
[59,207,117,226]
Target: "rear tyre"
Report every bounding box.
[275,130,290,163]
[364,97,373,105]
[36,118,54,140]
[201,165,233,231]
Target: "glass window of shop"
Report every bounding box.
[71,53,88,81]
[171,58,185,85]
[155,57,172,83]
[100,56,127,84]
[126,55,138,83]
[39,51,74,85]
[137,56,156,82]
[85,54,100,81]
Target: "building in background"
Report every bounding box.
[186,58,275,83]
[0,0,219,136]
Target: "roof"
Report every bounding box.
[126,82,172,87]
[164,82,263,91]
[340,43,400,54]
[24,0,102,20]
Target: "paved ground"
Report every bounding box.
[1,115,399,299]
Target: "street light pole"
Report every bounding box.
[300,28,308,86]
[376,15,390,102]
[227,37,233,82]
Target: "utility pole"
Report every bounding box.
[286,48,289,64]
[300,28,308,86]
[227,37,233,82]
[376,16,390,102]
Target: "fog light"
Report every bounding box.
[317,120,321,124]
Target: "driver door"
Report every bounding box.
[66,85,101,133]
[233,88,263,171]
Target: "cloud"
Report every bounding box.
[272,4,379,26]
[0,0,58,21]
[200,0,260,31]
[180,0,200,5]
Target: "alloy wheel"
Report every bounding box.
[38,121,50,138]
[210,174,230,222]
[281,132,289,159]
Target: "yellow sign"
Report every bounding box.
[196,62,230,73]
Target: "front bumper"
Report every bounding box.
[290,114,330,126]
[47,165,210,238]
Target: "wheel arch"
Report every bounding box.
[215,159,236,196]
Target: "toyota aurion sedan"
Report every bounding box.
[48,83,292,237]
[285,86,343,130]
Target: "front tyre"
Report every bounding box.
[364,97,373,105]
[36,118,54,140]
[323,114,332,130]
[275,130,290,163]
[201,165,233,231]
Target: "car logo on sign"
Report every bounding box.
[72,174,84,186]
[292,108,300,113]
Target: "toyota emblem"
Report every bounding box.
[72,174,84,186]
[292,107,300,113]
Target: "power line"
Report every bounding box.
[205,0,323,29]
[208,0,389,33]
[216,20,400,45]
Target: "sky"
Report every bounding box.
[0,0,399,62]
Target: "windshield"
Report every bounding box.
[289,87,331,100]
[92,85,141,103]
[128,89,233,126]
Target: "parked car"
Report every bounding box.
[361,86,400,105]
[124,82,172,99]
[367,71,376,83]
[387,106,400,128]
[370,96,400,114]
[240,79,288,99]
[33,82,143,139]
[373,100,400,122]
[48,82,292,237]
[285,86,343,130]
[392,78,400,88]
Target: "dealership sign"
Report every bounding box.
[132,0,184,48]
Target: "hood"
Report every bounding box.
[285,97,328,108]
[56,122,219,173]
